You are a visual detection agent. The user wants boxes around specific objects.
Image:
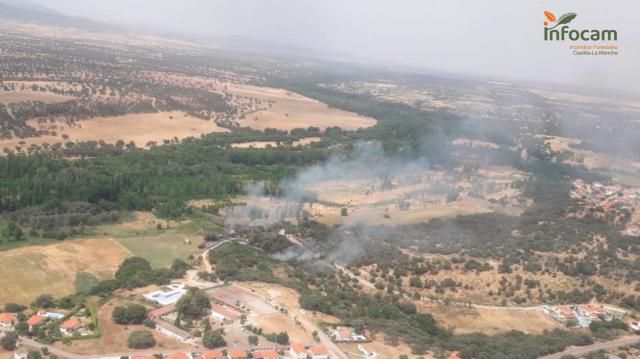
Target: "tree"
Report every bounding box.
[276,331,290,345]
[32,294,55,309]
[248,335,259,345]
[202,330,226,349]
[27,350,42,359]
[4,303,27,312]
[0,331,18,351]
[15,321,29,336]
[1,222,25,241]
[127,330,156,349]
[143,319,156,329]
[112,304,147,324]
[177,288,211,320]
[341,207,348,216]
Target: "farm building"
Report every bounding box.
[155,320,192,343]
[209,303,242,322]
[147,304,176,320]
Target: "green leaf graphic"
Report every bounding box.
[554,13,577,27]
[548,13,577,29]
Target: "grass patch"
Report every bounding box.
[75,272,100,294]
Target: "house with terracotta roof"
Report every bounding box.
[202,350,224,359]
[147,304,177,320]
[308,345,329,359]
[131,355,156,359]
[166,352,190,359]
[289,343,307,359]
[0,313,16,328]
[59,317,83,336]
[447,352,462,359]
[228,349,248,359]
[26,314,47,330]
[253,350,280,359]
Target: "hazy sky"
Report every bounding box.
[23,0,640,93]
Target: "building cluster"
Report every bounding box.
[46,344,330,359]
[571,179,640,235]
[326,326,368,342]
[543,304,614,327]
[142,284,247,344]
[1,310,91,337]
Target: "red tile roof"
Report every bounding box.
[132,356,156,359]
[147,304,176,319]
[202,350,224,359]
[27,315,47,326]
[448,352,462,359]
[290,343,306,353]
[0,313,16,323]
[60,318,81,330]
[166,353,188,359]
[309,346,329,355]
[253,350,279,359]
[228,349,247,358]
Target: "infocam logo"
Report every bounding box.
[543,11,617,41]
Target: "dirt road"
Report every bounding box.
[538,335,640,359]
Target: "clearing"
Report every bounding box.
[227,84,376,131]
[0,90,75,104]
[0,238,131,305]
[417,302,561,335]
[0,111,228,150]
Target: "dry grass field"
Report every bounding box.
[227,84,376,131]
[0,90,76,104]
[0,238,131,305]
[417,302,561,335]
[15,111,228,148]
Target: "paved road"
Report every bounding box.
[538,335,640,359]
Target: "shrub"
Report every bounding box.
[127,330,156,349]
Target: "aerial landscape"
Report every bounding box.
[0,1,639,358]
